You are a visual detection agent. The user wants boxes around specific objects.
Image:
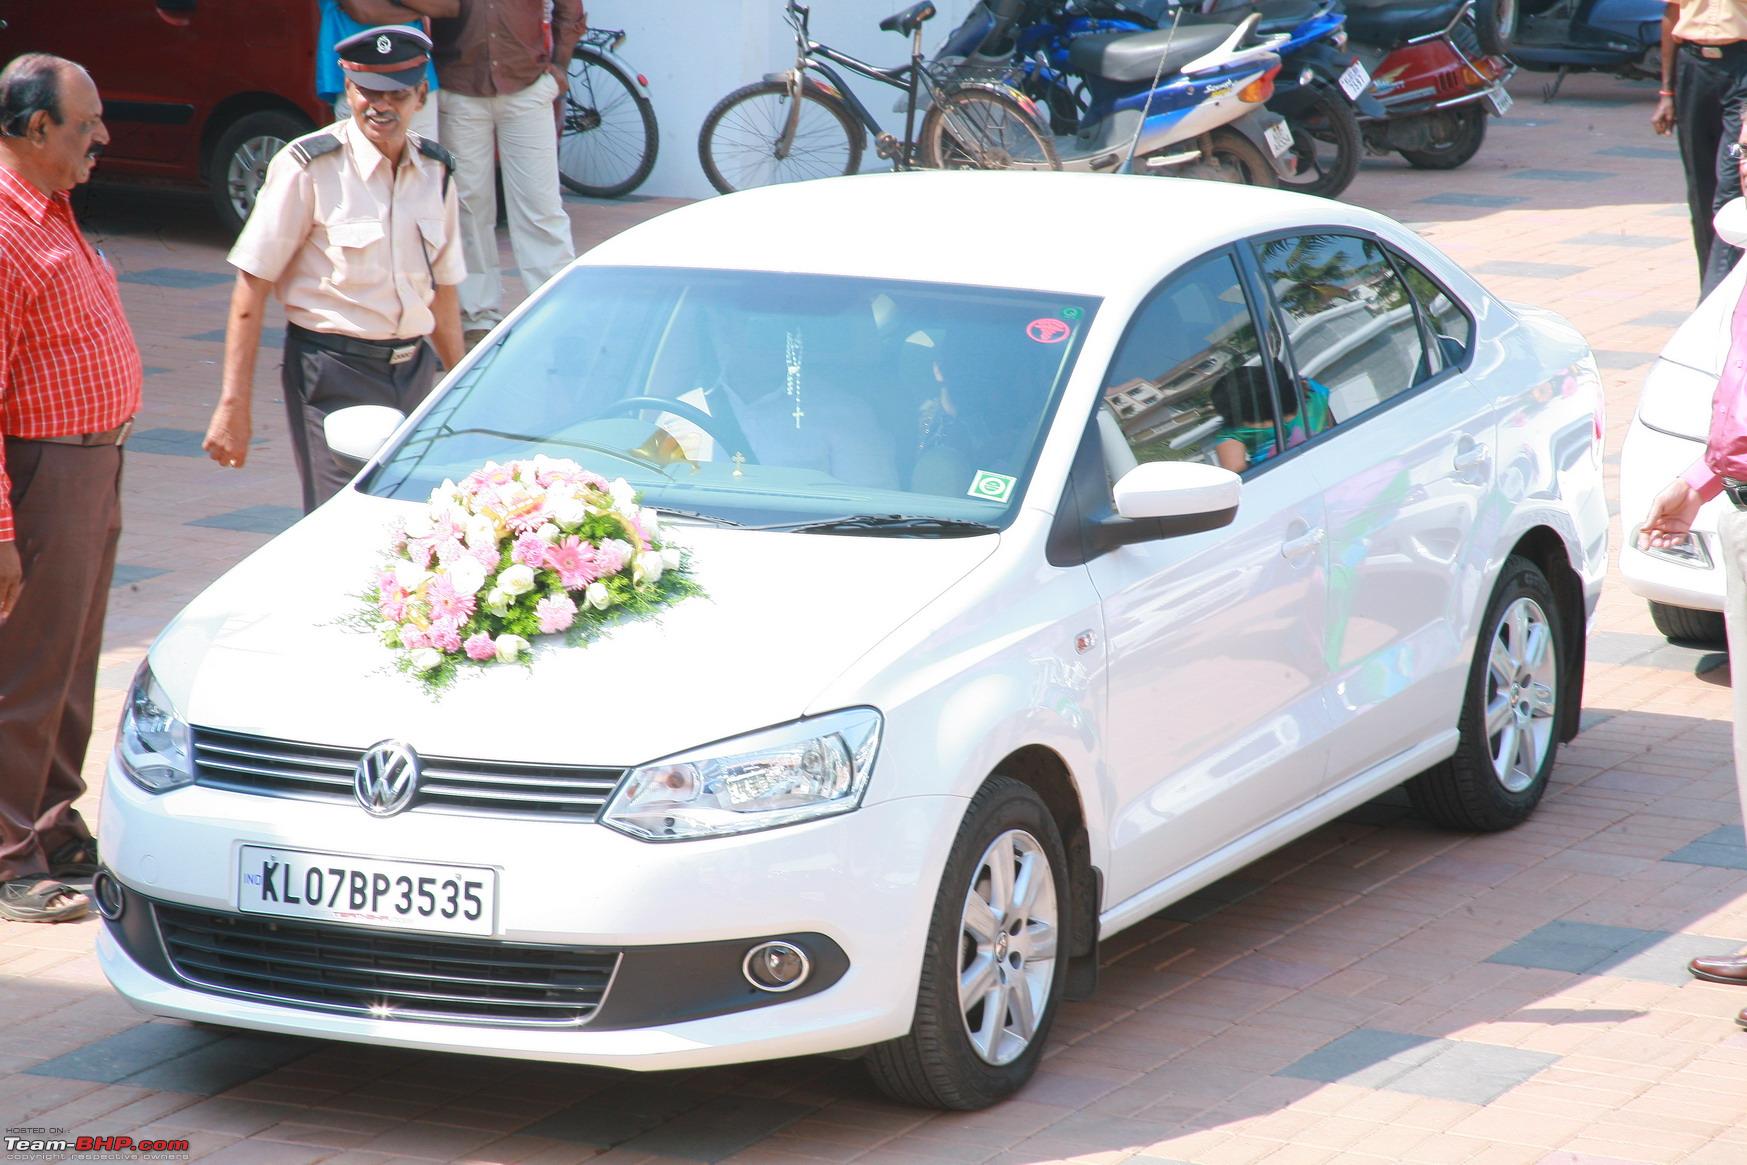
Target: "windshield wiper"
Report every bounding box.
[757,514,999,537]
[432,428,671,476]
[653,506,745,526]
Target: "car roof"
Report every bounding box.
[579,170,1403,298]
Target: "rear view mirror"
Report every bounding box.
[323,405,405,464]
[1113,460,1241,521]
[1717,197,1747,248]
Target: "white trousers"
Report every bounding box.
[1719,508,1747,820]
[332,91,441,140]
[439,72,576,330]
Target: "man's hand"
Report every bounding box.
[203,399,251,469]
[0,541,19,621]
[1638,478,1705,550]
[1653,94,1675,135]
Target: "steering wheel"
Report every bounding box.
[590,395,759,465]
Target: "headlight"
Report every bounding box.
[1636,358,1716,442]
[116,662,194,792]
[601,708,882,841]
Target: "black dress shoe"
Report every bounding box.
[1688,952,1747,985]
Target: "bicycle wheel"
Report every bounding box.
[559,46,659,198]
[920,87,1061,172]
[697,80,865,195]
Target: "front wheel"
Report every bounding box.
[1276,83,1360,199]
[1408,556,1565,831]
[919,87,1061,172]
[559,46,659,198]
[1399,105,1488,170]
[864,776,1067,1110]
[697,80,865,195]
[1649,600,1727,646]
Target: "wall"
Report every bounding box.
[592,0,980,200]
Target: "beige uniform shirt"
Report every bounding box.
[229,116,465,341]
[1674,0,1747,45]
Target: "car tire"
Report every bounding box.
[208,110,313,236]
[864,776,1068,1110]
[1649,600,1727,647]
[1408,556,1565,832]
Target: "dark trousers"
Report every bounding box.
[282,325,441,514]
[0,439,117,881]
[1676,43,1747,297]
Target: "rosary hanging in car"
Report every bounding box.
[785,328,805,430]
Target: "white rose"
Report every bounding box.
[393,560,432,591]
[409,648,444,672]
[495,633,529,663]
[639,506,662,537]
[498,563,537,596]
[465,514,498,550]
[446,555,488,597]
[403,511,434,540]
[661,546,683,571]
[609,478,637,513]
[585,581,611,610]
[484,587,511,618]
[551,495,589,528]
[536,522,561,545]
[636,552,663,584]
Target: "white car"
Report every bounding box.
[100,171,1607,1110]
[1618,201,1747,644]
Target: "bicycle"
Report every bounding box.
[559,26,660,199]
[697,0,1060,195]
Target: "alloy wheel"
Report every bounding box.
[1484,596,1558,793]
[225,134,288,225]
[958,828,1058,1066]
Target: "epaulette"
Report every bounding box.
[411,133,455,197]
[285,132,343,168]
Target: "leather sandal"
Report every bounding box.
[0,875,90,923]
[48,837,99,879]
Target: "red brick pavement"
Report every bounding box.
[7,73,1747,1164]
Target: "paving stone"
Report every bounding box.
[186,505,304,535]
[1598,145,1681,160]
[127,426,213,457]
[188,327,282,348]
[1159,877,1264,923]
[25,1023,221,1084]
[522,1081,704,1146]
[1486,921,1667,975]
[1419,193,1528,208]
[1508,169,1614,181]
[1277,1029,1555,1104]
[1476,260,1587,279]
[617,1097,814,1161]
[112,563,170,588]
[25,1024,315,1096]
[1593,351,1655,370]
[1629,311,1693,328]
[1665,825,1747,871]
[119,267,234,289]
[1582,631,1726,674]
[1563,234,1678,248]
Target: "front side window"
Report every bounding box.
[1102,251,1300,475]
[1393,251,1474,370]
[365,267,1099,531]
[1254,233,1429,427]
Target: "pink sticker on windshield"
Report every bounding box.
[1027,318,1071,344]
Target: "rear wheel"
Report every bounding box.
[208,110,312,235]
[1199,127,1279,188]
[1408,557,1565,831]
[1649,600,1727,646]
[698,80,864,195]
[559,46,659,198]
[919,87,1061,172]
[864,776,1067,1110]
[1472,0,1518,55]
[1399,105,1487,170]
[1277,83,1360,199]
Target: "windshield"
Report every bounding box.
[363,267,1099,530]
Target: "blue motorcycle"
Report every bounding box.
[1509,0,1664,101]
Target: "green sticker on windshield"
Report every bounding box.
[968,470,1017,504]
[1061,306,1083,320]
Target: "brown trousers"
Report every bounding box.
[0,439,118,881]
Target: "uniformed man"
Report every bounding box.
[202,24,464,512]
[1653,0,1747,295]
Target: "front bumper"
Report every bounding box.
[1618,415,1727,612]
[99,761,965,1069]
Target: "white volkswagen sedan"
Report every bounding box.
[101,171,1607,1110]
[1619,202,1747,644]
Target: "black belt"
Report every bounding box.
[5,419,132,447]
[289,324,424,366]
[1682,41,1747,61]
[1726,479,1747,509]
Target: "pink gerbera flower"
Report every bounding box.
[535,593,577,635]
[426,576,476,624]
[544,536,600,590]
[428,620,463,653]
[464,632,498,661]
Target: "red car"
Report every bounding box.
[0,0,327,232]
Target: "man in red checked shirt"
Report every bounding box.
[0,53,140,923]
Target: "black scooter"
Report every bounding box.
[1508,0,1664,101]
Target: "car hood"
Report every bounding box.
[153,492,999,767]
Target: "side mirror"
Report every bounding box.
[323,405,405,463]
[1089,460,1241,551]
[1717,197,1747,248]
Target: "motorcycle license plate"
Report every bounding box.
[1264,119,1295,158]
[1338,61,1370,101]
[1486,86,1514,116]
[238,845,497,936]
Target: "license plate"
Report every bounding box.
[1486,86,1514,116]
[238,845,497,936]
[1264,119,1295,158]
[1338,60,1370,101]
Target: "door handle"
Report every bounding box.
[1281,526,1325,560]
[1452,443,1488,472]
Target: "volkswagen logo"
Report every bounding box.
[354,740,420,817]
